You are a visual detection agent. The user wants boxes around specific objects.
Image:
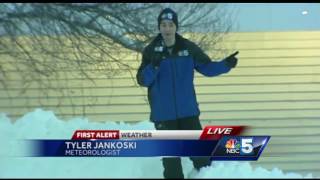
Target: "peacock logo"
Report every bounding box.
[225,138,241,154]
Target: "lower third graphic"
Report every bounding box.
[211,136,270,161]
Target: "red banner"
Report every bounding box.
[199,126,247,140]
[71,130,120,140]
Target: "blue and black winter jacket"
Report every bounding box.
[136,33,232,122]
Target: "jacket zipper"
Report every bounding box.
[170,58,178,119]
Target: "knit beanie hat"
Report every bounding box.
[158,8,178,30]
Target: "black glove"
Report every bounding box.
[224,51,239,68]
[150,53,163,68]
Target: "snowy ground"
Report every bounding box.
[0,108,314,178]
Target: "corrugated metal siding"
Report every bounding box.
[1,31,320,176]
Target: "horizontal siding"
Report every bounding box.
[1,31,320,177]
[3,72,320,86]
[1,101,319,114]
[217,31,320,40]
[1,92,320,107]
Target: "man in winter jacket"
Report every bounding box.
[136,8,239,179]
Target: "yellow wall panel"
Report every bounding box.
[1,31,320,175]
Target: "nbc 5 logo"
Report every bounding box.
[240,138,254,155]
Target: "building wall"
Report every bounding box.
[1,31,320,176]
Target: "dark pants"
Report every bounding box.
[154,116,212,179]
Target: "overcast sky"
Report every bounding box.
[226,3,320,32]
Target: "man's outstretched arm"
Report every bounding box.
[192,42,238,77]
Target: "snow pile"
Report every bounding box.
[0,108,314,178]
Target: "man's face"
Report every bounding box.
[159,20,177,42]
